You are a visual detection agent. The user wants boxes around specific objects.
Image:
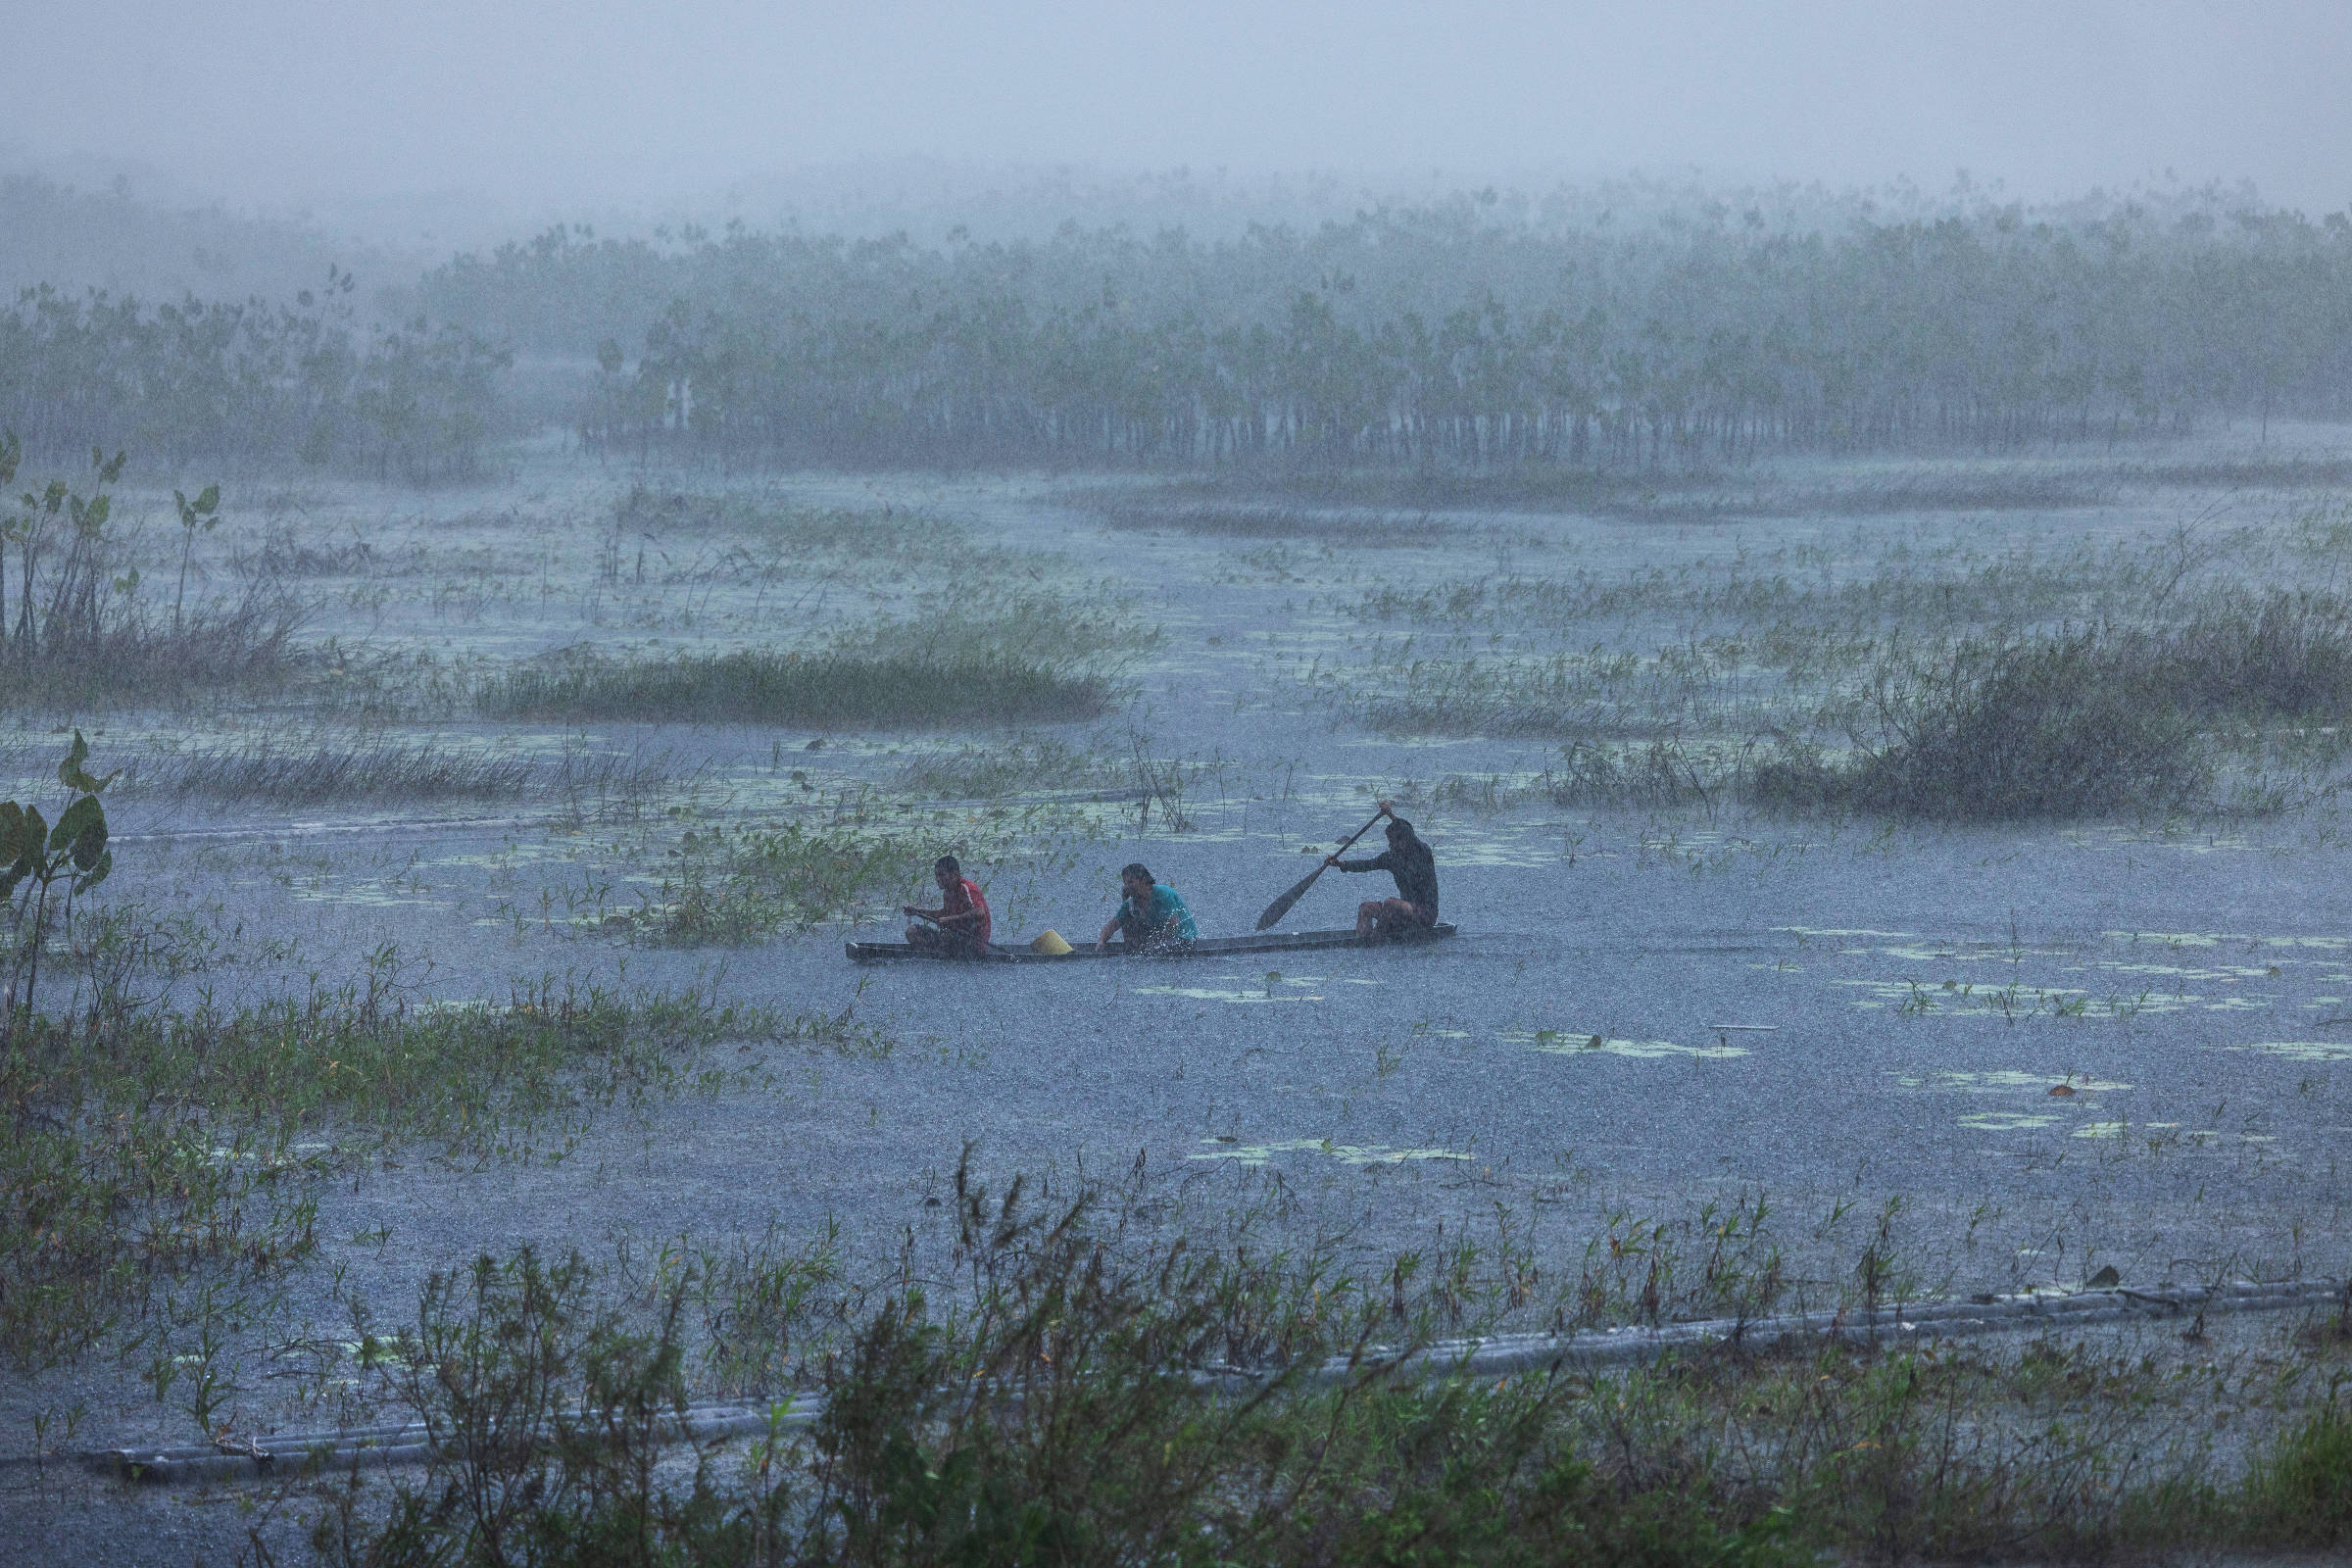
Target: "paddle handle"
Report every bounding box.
[1327,805,1391,862]
[1254,805,1390,931]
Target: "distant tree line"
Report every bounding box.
[416,191,2352,468]
[0,272,512,480]
[8,184,2352,475]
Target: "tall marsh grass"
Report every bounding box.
[121,736,678,811]
[314,1160,2352,1566]
[481,589,1140,728]
[1351,581,2352,820]
[479,650,1113,727]
[640,821,931,944]
[1093,500,1460,546]
[1760,593,2352,820]
[0,579,308,708]
[0,968,783,1368]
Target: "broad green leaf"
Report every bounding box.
[51,794,102,855]
[58,731,119,795]
[74,847,111,894]
[194,483,220,514]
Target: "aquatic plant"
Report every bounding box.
[0,955,849,1369]
[309,1160,2352,1566]
[0,730,116,1024]
[478,648,1112,728]
[0,439,305,705]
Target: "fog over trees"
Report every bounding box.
[5,172,2350,477]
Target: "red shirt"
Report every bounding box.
[941,876,991,947]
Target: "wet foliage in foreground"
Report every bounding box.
[313,1163,2352,1567]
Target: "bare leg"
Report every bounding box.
[906,923,941,950]
[1361,899,1426,943]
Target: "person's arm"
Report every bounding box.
[1327,849,1395,873]
[912,884,982,927]
[1096,913,1120,951]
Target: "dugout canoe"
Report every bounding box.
[846,923,1458,964]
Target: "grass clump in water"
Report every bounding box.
[480,590,1138,729]
[1756,593,2352,820]
[0,580,308,710]
[0,443,309,709]
[639,821,933,944]
[894,733,1115,800]
[139,739,535,804]
[1348,586,2352,819]
[481,648,1111,727]
[1755,629,2213,820]
[1092,499,1460,547]
[0,960,815,1368]
[120,735,679,811]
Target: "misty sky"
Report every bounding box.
[10,0,2350,226]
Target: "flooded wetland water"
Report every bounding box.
[13,441,2352,1558]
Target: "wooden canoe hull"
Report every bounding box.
[846,923,1458,964]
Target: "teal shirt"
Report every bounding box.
[1117,884,1199,940]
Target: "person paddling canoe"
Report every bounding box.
[1096,862,1199,954]
[904,855,992,958]
[1327,804,1439,942]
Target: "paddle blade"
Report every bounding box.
[1256,865,1325,931]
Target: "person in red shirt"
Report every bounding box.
[903,855,993,957]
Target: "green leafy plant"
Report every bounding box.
[171,481,220,635]
[0,729,115,1023]
[0,440,301,707]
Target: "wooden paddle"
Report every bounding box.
[1256,806,1388,931]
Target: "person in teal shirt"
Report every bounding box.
[1096,862,1199,953]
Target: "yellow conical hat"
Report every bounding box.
[1030,929,1073,956]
